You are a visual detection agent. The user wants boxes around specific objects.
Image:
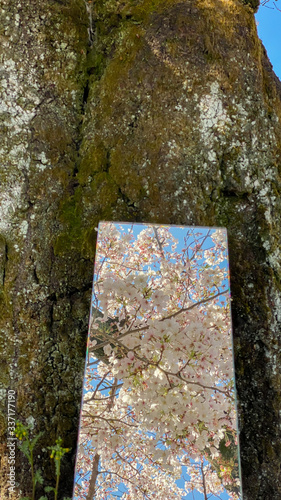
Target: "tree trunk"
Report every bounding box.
[1,0,281,499]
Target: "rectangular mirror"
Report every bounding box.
[72,222,242,500]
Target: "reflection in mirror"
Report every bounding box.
[73,222,242,500]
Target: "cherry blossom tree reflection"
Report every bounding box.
[73,223,242,500]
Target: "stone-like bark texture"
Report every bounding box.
[0,0,281,498]
[0,0,91,497]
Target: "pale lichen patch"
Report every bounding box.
[19,220,29,238]
[0,184,23,235]
[199,81,232,145]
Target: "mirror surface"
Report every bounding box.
[73,222,242,500]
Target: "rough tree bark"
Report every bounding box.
[0,0,281,499]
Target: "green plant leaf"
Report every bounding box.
[30,431,44,451]
[38,497,48,500]
[44,485,56,493]
[34,468,44,485]
[18,440,31,460]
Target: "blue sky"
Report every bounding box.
[255,3,281,79]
